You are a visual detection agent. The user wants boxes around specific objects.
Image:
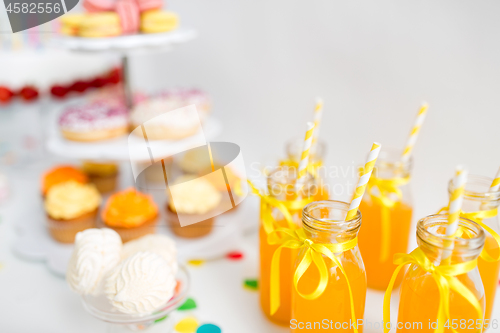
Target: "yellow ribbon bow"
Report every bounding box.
[269,227,359,333]
[384,248,482,333]
[437,207,500,262]
[247,180,312,238]
[365,174,410,261]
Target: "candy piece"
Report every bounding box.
[187,259,205,267]
[155,315,168,323]
[179,298,197,311]
[175,317,199,333]
[243,279,258,291]
[197,324,221,333]
[19,86,39,101]
[226,251,243,260]
[116,0,140,34]
[0,86,14,103]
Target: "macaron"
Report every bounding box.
[140,10,178,34]
[83,0,116,12]
[116,0,140,34]
[136,0,163,12]
[79,12,122,38]
[60,14,86,36]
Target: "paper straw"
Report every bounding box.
[489,167,500,193]
[310,98,323,155]
[401,103,429,163]
[295,122,315,192]
[346,142,382,221]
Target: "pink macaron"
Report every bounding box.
[83,0,116,12]
[136,0,162,12]
[115,0,140,34]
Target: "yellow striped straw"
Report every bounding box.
[310,98,323,154]
[401,103,429,164]
[489,167,500,193]
[295,122,315,192]
[346,142,382,221]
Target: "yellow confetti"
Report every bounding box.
[175,316,199,333]
[187,259,205,267]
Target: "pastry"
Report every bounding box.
[101,188,158,242]
[130,97,201,140]
[45,180,102,243]
[122,234,177,273]
[82,161,119,194]
[82,0,115,13]
[116,0,140,34]
[59,101,128,142]
[105,251,176,314]
[136,0,162,12]
[41,165,88,196]
[79,12,122,38]
[67,228,122,295]
[166,175,221,238]
[60,14,86,36]
[140,10,178,34]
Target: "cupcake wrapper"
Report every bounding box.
[47,210,98,243]
[99,217,158,243]
[166,205,215,238]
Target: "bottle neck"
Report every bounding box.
[448,175,500,213]
[266,167,317,200]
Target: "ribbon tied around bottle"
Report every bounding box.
[437,207,500,262]
[268,227,360,333]
[365,172,410,262]
[247,180,312,241]
[279,159,323,179]
[384,247,482,333]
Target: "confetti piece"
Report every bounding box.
[243,278,258,291]
[226,251,244,260]
[179,298,197,311]
[197,324,222,333]
[155,315,168,323]
[187,260,205,267]
[175,317,199,333]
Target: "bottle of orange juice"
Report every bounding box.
[259,167,319,325]
[393,214,485,333]
[291,200,367,332]
[447,174,500,327]
[358,149,413,290]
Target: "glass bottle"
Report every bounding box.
[397,214,485,332]
[292,200,367,332]
[358,149,413,290]
[259,167,319,325]
[448,174,500,324]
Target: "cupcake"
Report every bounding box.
[42,165,88,196]
[59,101,128,142]
[166,176,221,238]
[45,181,101,243]
[82,161,119,194]
[101,188,158,242]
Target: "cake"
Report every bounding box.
[81,161,119,194]
[41,165,88,196]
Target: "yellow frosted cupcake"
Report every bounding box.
[45,180,101,243]
[140,10,178,34]
[79,12,122,38]
[101,188,158,242]
[166,175,221,238]
[82,161,119,194]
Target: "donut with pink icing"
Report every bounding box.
[59,101,129,142]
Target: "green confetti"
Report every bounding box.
[155,315,168,323]
[244,278,259,291]
[179,298,197,311]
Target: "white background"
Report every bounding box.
[1,0,500,332]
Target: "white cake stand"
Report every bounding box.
[81,265,190,332]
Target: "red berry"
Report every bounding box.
[0,86,14,103]
[70,80,89,93]
[227,251,244,260]
[19,86,39,102]
[90,77,107,88]
[50,85,69,99]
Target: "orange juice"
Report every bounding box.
[259,167,317,325]
[291,201,366,332]
[478,235,500,322]
[358,197,412,290]
[395,214,485,333]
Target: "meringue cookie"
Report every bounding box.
[105,252,176,315]
[67,228,122,295]
[121,234,178,274]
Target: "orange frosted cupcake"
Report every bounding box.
[45,180,101,243]
[101,188,158,242]
[42,165,88,196]
[82,161,119,194]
